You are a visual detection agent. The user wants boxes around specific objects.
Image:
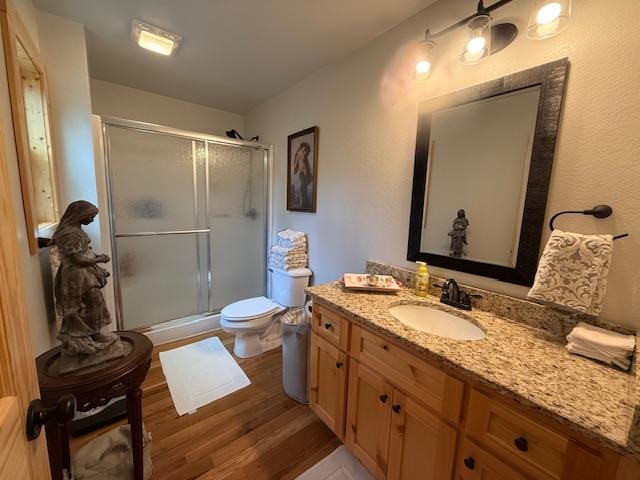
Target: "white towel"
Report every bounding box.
[566,343,631,370]
[528,230,613,316]
[565,322,635,370]
[277,229,307,249]
[270,245,306,257]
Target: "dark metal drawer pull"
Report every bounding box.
[391,404,401,414]
[336,362,343,369]
[324,323,332,330]
[379,394,388,403]
[463,457,475,470]
[514,436,529,452]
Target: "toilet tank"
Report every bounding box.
[270,267,312,307]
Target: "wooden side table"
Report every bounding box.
[36,331,153,480]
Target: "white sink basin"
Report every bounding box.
[388,304,485,341]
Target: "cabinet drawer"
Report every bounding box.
[313,303,350,351]
[466,389,569,479]
[350,325,464,423]
[458,438,529,480]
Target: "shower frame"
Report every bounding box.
[100,116,273,331]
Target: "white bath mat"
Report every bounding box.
[159,336,250,416]
[296,446,374,480]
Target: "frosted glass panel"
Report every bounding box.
[116,233,207,329]
[107,126,206,234]
[209,144,266,311]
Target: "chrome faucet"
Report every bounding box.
[437,278,482,311]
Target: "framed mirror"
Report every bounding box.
[1,3,59,254]
[407,59,568,286]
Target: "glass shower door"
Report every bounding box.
[105,126,210,329]
[208,143,267,311]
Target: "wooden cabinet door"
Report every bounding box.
[387,389,457,480]
[0,111,51,477]
[345,361,393,479]
[309,332,348,439]
[458,438,529,480]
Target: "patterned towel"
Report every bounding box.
[276,229,307,249]
[528,230,613,316]
[270,245,306,257]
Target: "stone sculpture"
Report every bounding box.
[448,209,469,258]
[52,200,123,374]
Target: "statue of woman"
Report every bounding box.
[53,201,120,358]
[448,209,469,258]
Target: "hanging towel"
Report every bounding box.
[527,230,613,316]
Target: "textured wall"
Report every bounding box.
[245,0,640,327]
[91,79,244,137]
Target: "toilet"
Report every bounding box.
[220,267,312,358]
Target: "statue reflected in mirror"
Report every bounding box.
[448,209,469,258]
[51,200,123,374]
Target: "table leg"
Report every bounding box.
[44,420,64,480]
[127,387,144,480]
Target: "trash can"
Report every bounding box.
[281,303,311,404]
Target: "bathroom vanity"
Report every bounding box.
[307,280,640,480]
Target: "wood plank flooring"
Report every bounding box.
[70,331,341,479]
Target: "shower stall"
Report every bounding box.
[99,117,271,332]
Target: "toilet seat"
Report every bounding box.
[220,314,273,330]
[221,296,281,322]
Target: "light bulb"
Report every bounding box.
[416,60,431,74]
[536,2,562,24]
[466,36,486,54]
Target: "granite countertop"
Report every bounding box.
[307,282,639,459]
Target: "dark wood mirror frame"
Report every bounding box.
[407,58,569,286]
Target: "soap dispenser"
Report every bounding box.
[415,261,429,297]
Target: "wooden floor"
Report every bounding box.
[70,331,341,479]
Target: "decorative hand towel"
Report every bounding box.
[528,230,613,316]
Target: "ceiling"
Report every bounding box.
[33,0,436,113]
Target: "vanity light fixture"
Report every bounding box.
[462,13,492,64]
[131,19,182,56]
[415,0,570,75]
[415,39,436,80]
[527,0,571,39]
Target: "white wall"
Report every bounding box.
[91,79,244,137]
[245,0,640,328]
[37,12,99,240]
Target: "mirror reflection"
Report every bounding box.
[421,86,541,267]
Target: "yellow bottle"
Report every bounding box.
[415,261,429,297]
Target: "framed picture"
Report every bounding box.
[287,126,318,212]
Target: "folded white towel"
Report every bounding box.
[269,253,308,264]
[567,322,635,351]
[528,230,613,316]
[277,229,307,249]
[270,245,306,257]
[565,322,635,370]
[566,342,632,370]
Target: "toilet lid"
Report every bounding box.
[221,296,280,321]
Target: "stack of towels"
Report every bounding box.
[268,229,308,271]
[566,322,635,370]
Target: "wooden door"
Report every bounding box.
[309,331,348,439]
[386,389,457,480]
[0,118,51,477]
[345,361,393,479]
